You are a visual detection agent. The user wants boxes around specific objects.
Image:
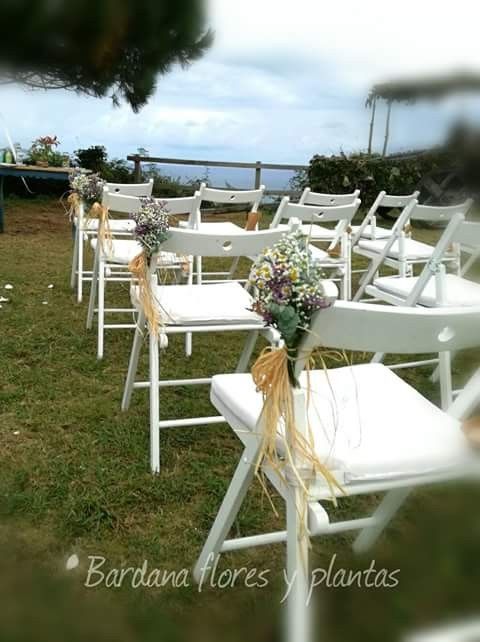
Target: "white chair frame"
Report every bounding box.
[273,191,360,245]
[271,197,361,300]
[194,299,480,642]
[353,199,472,302]
[351,190,419,246]
[299,188,360,207]
[86,191,201,359]
[70,179,153,303]
[121,224,298,473]
[191,183,265,283]
[366,215,480,409]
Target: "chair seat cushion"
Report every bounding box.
[76,217,136,233]
[350,224,391,240]
[356,238,434,260]
[132,281,263,325]
[276,223,336,240]
[309,245,344,263]
[373,274,480,307]
[211,363,470,483]
[91,239,180,266]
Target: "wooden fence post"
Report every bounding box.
[133,155,142,182]
[254,161,262,189]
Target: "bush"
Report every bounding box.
[74,146,131,183]
[74,146,108,174]
[306,151,450,207]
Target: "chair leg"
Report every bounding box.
[193,441,260,583]
[121,311,146,411]
[70,227,79,290]
[235,330,259,373]
[149,330,161,473]
[346,263,352,301]
[196,256,202,285]
[354,258,380,302]
[285,485,311,642]
[371,352,385,364]
[77,230,84,303]
[86,243,99,330]
[185,333,193,358]
[228,256,240,279]
[97,259,105,360]
[352,487,411,554]
[185,256,194,357]
[339,268,347,301]
[431,350,458,385]
[439,350,453,411]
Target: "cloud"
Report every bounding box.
[0,0,479,167]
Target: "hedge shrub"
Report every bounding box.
[307,151,450,207]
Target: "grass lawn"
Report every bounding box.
[1,197,480,642]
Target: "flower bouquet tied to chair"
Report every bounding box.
[68,168,110,246]
[129,198,171,336]
[69,169,105,208]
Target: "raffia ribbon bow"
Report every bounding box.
[67,193,112,253]
[67,192,81,221]
[245,211,261,231]
[128,251,162,337]
[251,345,343,500]
[88,201,112,253]
[462,416,480,449]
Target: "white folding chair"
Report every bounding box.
[351,190,419,245]
[121,224,298,473]
[194,298,480,642]
[193,182,265,233]
[271,197,361,300]
[366,215,480,408]
[297,188,360,241]
[186,183,265,283]
[70,179,153,303]
[87,191,201,359]
[353,199,473,302]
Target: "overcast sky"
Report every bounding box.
[2,0,480,166]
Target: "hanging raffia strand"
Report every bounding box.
[245,210,261,230]
[251,345,344,504]
[88,201,113,254]
[128,250,162,337]
[66,192,80,221]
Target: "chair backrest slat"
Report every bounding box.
[299,188,360,207]
[156,226,290,258]
[158,193,201,216]
[410,199,472,222]
[102,190,199,217]
[381,192,420,207]
[105,179,153,197]
[271,197,361,227]
[198,183,264,209]
[295,300,480,377]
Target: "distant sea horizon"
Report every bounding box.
[140,163,300,192]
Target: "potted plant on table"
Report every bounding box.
[28,136,66,167]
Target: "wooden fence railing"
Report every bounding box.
[127,154,308,197]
